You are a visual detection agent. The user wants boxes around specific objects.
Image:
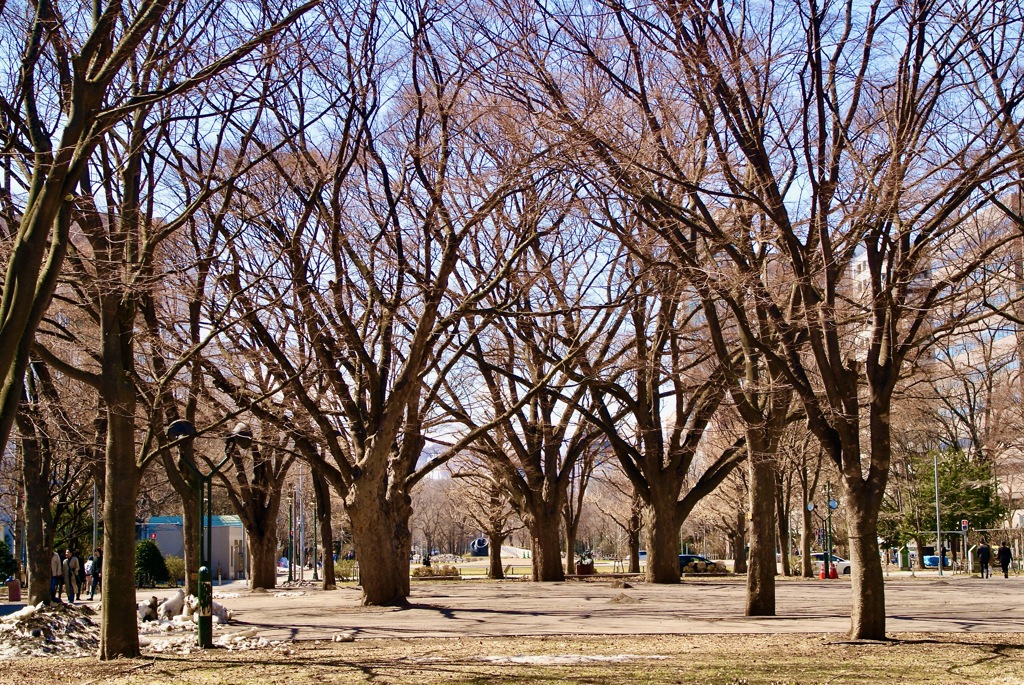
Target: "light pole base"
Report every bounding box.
[198,565,213,648]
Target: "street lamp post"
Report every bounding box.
[312,489,319,582]
[807,486,839,580]
[287,493,294,583]
[934,452,943,577]
[825,482,839,579]
[166,419,249,648]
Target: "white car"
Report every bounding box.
[811,552,851,575]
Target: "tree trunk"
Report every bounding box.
[181,490,201,596]
[846,503,886,640]
[800,502,813,577]
[248,530,279,590]
[746,433,776,616]
[347,487,412,605]
[314,475,335,590]
[487,531,506,579]
[645,492,681,583]
[18,411,53,605]
[160,448,202,596]
[628,505,642,574]
[0,208,70,457]
[776,473,791,576]
[527,502,565,581]
[99,405,142,660]
[732,508,748,574]
[562,508,579,576]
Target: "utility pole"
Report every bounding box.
[288,492,294,583]
[824,482,832,580]
[934,452,943,577]
[312,486,319,582]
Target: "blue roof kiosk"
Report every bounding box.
[144,515,248,583]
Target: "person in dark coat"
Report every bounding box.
[997,542,1013,578]
[978,540,992,578]
[90,548,102,600]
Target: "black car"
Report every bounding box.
[679,554,720,573]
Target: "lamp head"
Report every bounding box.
[227,421,253,450]
[166,419,197,440]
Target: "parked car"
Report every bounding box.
[811,552,851,575]
[679,554,721,573]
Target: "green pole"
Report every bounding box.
[312,491,319,582]
[198,565,212,647]
[206,478,213,572]
[934,452,943,577]
[197,476,203,592]
[825,482,832,580]
[288,495,294,583]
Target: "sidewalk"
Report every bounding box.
[118,573,1024,643]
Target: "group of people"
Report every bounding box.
[976,540,1013,579]
[50,547,102,603]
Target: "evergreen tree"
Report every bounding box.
[134,540,169,588]
[0,540,17,580]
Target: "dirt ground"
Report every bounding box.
[1,632,1023,685]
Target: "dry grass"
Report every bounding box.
[1,632,1022,685]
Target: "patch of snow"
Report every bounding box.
[0,591,243,659]
[0,603,98,659]
[478,654,668,665]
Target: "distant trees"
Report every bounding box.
[881,448,1004,561]
[448,464,523,579]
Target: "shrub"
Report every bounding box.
[164,555,186,586]
[135,539,169,587]
[411,564,460,578]
[0,540,17,580]
[334,558,358,581]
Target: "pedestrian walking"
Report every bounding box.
[50,550,63,603]
[83,555,94,596]
[62,549,79,603]
[998,541,1012,578]
[89,548,102,600]
[978,540,992,578]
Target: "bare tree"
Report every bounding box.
[15,361,100,604]
[441,216,626,581]
[0,0,316,475]
[562,440,605,575]
[590,466,645,573]
[211,0,552,604]
[449,460,523,579]
[25,1,316,657]
[209,418,294,590]
[572,258,746,584]
[0,0,175,455]
[776,428,826,578]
